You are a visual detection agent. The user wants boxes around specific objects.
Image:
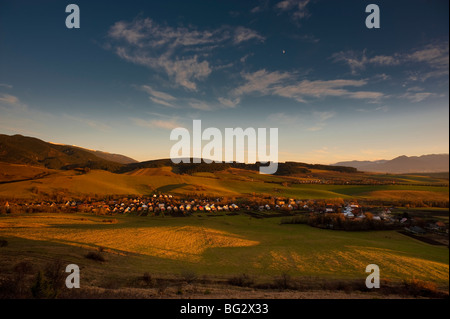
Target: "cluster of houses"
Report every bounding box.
[2,195,448,235]
[5,195,243,215]
[295,178,399,185]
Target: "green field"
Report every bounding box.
[0,166,448,202]
[0,212,448,290]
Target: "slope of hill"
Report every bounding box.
[334,154,449,173]
[0,134,124,171]
[71,146,138,164]
[118,158,357,175]
[0,134,359,176]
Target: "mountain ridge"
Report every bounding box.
[333,154,449,173]
[0,133,356,175]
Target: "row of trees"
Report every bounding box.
[281,213,398,231]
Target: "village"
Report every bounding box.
[1,194,448,240]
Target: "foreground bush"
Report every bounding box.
[228,273,254,287]
[85,251,106,262]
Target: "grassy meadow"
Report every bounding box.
[0,212,448,291]
[0,165,448,202]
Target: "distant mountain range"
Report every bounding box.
[2,134,447,175]
[333,154,449,173]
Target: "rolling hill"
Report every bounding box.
[0,134,357,176]
[70,146,138,164]
[0,134,124,171]
[334,154,449,174]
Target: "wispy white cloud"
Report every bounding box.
[375,105,389,112]
[331,50,401,75]
[0,83,13,89]
[250,0,270,14]
[331,42,449,80]
[132,117,182,130]
[275,0,311,20]
[307,111,336,131]
[0,93,20,105]
[188,100,212,111]
[234,27,265,44]
[107,18,264,91]
[400,92,436,103]
[218,97,240,108]
[139,85,177,107]
[140,85,176,101]
[233,69,294,96]
[231,69,384,103]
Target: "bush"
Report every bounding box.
[180,270,197,284]
[13,261,33,277]
[142,272,154,287]
[31,271,56,299]
[280,215,309,224]
[274,272,292,290]
[0,261,34,298]
[44,259,65,293]
[228,273,254,287]
[0,239,8,247]
[85,251,105,262]
[401,279,444,298]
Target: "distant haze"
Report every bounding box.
[333,154,449,173]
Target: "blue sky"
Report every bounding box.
[0,0,448,163]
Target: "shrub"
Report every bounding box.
[44,259,65,294]
[228,273,254,287]
[0,239,8,247]
[13,261,33,278]
[142,272,154,287]
[402,279,444,298]
[274,272,292,290]
[0,261,34,298]
[180,270,197,284]
[31,271,56,299]
[85,251,105,262]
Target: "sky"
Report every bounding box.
[0,0,448,164]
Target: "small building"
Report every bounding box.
[408,226,426,235]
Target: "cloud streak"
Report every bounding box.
[231,69,384,103]
[108,18,264,91]
[275,0,311,20]
[331,42,449,79]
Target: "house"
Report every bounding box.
[325,204,334,213]
[408,226,426,235]
[436,221,445,229]
[345,212,354,218]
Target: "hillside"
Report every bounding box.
[71,146,138,164]
[334,154,449,174]
[0,134,124,171]
[119,158,357,175]
[0,134,357,176]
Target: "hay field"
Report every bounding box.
[0,213,448,287]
